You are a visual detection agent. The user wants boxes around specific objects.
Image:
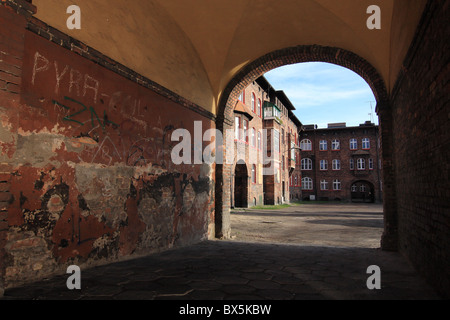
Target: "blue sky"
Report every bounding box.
[264,62,378,129]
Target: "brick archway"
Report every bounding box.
[215,45,397,251]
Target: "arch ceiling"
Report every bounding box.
[33,0,427,115]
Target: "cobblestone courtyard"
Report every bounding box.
[1,203,441,300]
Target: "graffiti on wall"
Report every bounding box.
[1,30,214,285]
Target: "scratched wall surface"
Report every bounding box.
[0,30,215,288]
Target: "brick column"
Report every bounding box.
[377,104,398,251]
[0,0,35,296]
[215,117,233,239]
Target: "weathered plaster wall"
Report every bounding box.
[0,7,215,288]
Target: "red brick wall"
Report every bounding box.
[390,0,449,298]
[0,3,216,289]
[0,2,28,294]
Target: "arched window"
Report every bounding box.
[302,177,313,190]
[252,93,256,113]
[251,128,256,147]
[257,131,261,149]
[258,99,262,117]
[301,158,312,170]
[300,139,312,151]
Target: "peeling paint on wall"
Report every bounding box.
[0,30,215,288]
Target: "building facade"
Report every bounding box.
[231,76,302,207]
[299,122,382,203]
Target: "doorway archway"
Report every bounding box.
[234,163,249,208]
[351,180,375,203]
[215,45,397,252]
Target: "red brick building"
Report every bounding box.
[232,76,302,207]
[299,122,382,203]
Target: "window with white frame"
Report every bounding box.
[351,185,357,192]
[235,116,240,139]
[301,158,312,170]
[332,159,341,170]
[300,139,312,151]
[362,138,370,149]
[319,140,327,151]
[302,177,313,190]
[350,158,354,170]
[331,139,340,150]
[369,158,374,170]
[320,160,328,170]
[360,185,366,192]
[320,180,328,190]
[350,138,357,150]
[273,129,280,153]
[357,158,365,170]
[333,179,341,190]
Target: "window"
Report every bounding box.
[291,142,296,160]
[243,119,248,143]
[302,177,313,190]
[357,158,366,170]
[332,159,341,170]
[251,128,256,147]
[300,139,312,151]
[252,165,256,183]
[360,185,366,192]
[273,129,280,153]
[258,99,262,117]
[350,138,357,150]
[369,158,374,170]
[362,138,370,149]
[301,158,312,170]
[350,158,354,170]
[333,179,341,190]
[351,185,357,192]
[238,92,244,102]
[252,93,256,113]
[282,156,285,170]
[331,139,340,150]
[257,131,261,149]
[235,116,240,139]
[320,180,328,190]
[319,140,327,151]
[281,128,285,144]
[320,160,328,170]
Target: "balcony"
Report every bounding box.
[263,101,282,124]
